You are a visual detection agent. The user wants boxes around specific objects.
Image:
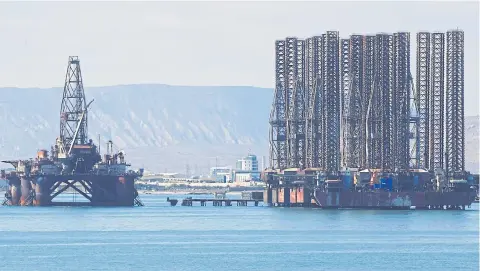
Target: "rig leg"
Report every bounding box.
[9,178,21,206]
[20,177,32,206]
[34,177,52,206]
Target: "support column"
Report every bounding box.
[115,176,135,206]
[34,177,52,206]
[9,177,21,206]
[20,177,32,206]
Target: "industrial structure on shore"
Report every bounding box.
[1,56,144,207]
[264,29,477,209]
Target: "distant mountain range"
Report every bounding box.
[0,85,271,174]
[0,84,478,174]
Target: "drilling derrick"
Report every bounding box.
[60,56,88,148]
[55,56,100,174]
[269,40,288,169]
[429,33,445,172]
[416,32,431,169]
[446,30,465,178]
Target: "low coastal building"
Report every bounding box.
[209,166,232,183]
[233,154,260,182]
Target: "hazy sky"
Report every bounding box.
[0,1,478,115]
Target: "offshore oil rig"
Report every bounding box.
[263,30,477,209]
[1,56,144,207]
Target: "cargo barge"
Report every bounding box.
[262,168,478,210]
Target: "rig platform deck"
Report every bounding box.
[262,169,477,210]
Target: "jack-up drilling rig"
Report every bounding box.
[264,31,477,210]
[1,56,144,207]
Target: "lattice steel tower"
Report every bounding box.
[269,40,288,169]
[343,35,366,169]
[372,33,394,170]
[363,35,377,169]
[286,38,307,169]
[429,32,445,171]
[340,38,350,168]
[60,56,89,148]
[445,29,465,177]
[392,32,411,171]
[416,32,431,169]
[322,31,341,174]
[305,36,324,169]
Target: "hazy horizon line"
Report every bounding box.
[0,83,274,90]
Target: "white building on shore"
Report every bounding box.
[233,154,261,182]
[209,166,232,183]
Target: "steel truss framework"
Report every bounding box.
[446,30,465,177]
[363,36,376,169]
[270,41,287,169]
[430,33,445,171]
[270,30,464,178]
[392,32,411,171]
[306,36,324,169]
[415,32,447,172]
[47,178,142,207]
[340,32,414,172]
[340,38,350,167]
[371,34,394,170]
[322,31,341,174]
[286,38,306,169]
[414,30,465,177]
[416,32,431,169]
[60,56,88,147]
[342,35,366,169]
[271,32,341,173]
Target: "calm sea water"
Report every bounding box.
[0,193,478,271]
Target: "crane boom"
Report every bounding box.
[68,99,94,155]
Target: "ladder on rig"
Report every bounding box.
[133,189,144,207]
[2,191,12,206]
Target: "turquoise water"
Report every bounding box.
[0,194,478,271]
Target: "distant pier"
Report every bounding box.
[168,191,263,207]
[177,198,260,207]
